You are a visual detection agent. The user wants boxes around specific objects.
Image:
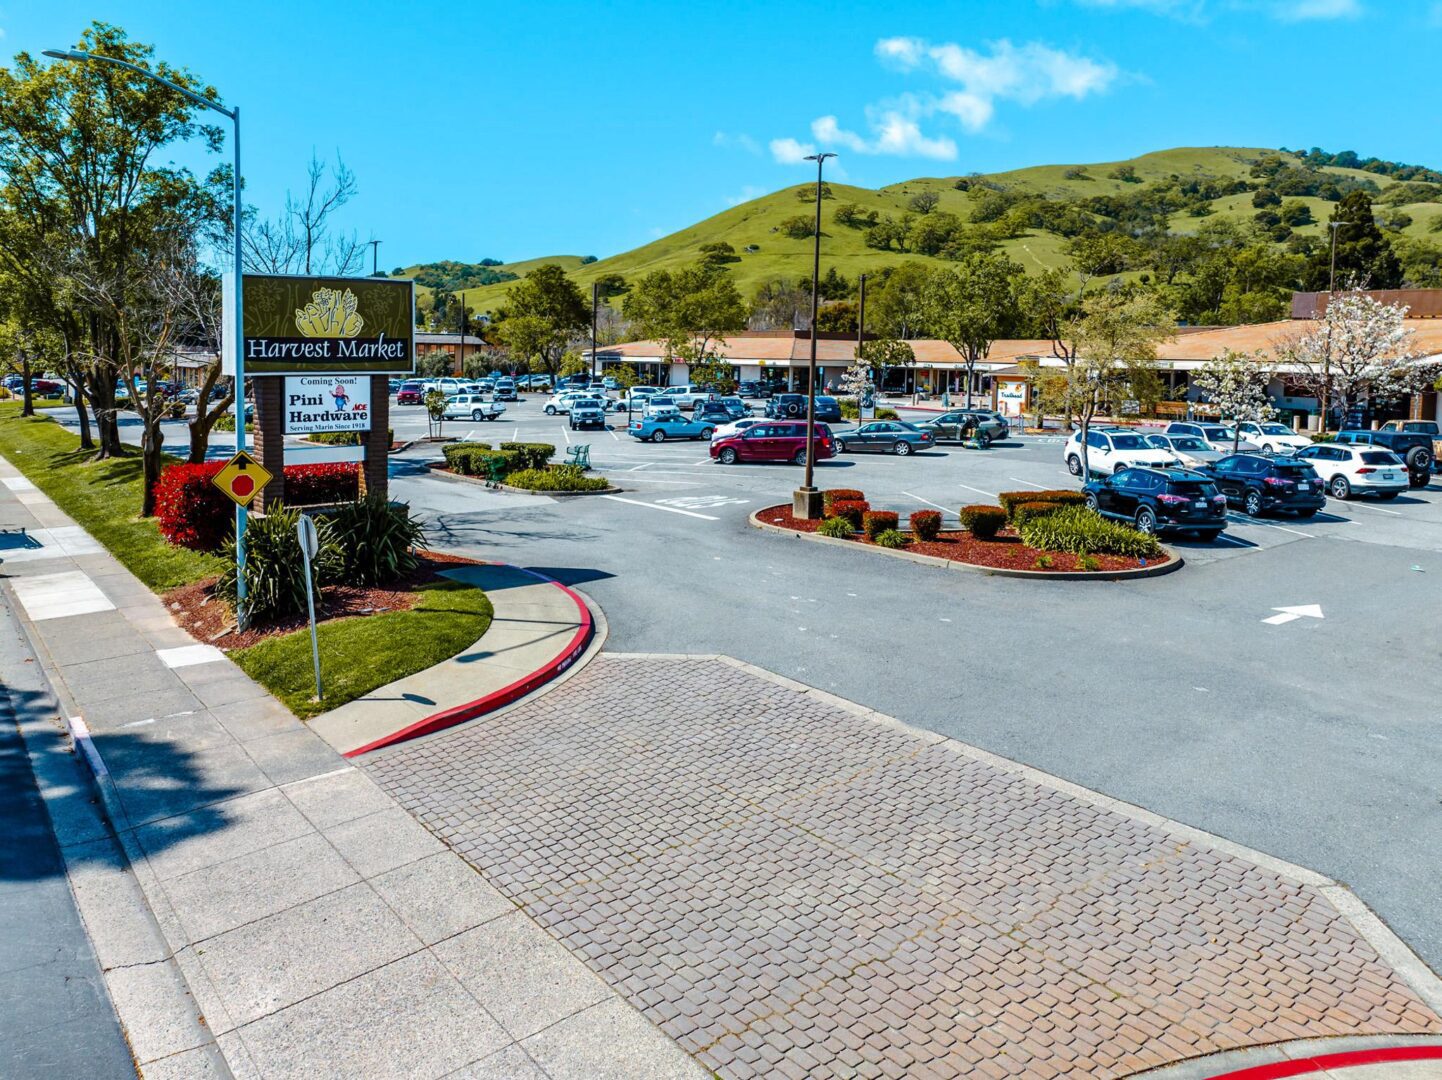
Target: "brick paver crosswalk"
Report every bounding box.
[366,655,1441,1079]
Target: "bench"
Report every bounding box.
[564,444,591,470]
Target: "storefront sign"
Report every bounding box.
[996,379,1028,416]
[283,375,372,434]
[225,274,415,375]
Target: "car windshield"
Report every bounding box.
[1202,427,1231,440]
[1272,463,1315,477]
[1171,438,1209,451]
[1260,424,1292,435]
[1111,434,1146,449]
[575,399,601,407]
[650,397,674,405]
[1360,451,1403,465]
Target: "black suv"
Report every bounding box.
[1200,454,1326,517]
[1083,467,1228,540]
[767,393,841,422]
[1335,429,1432,487]
[737,380,772,399]
[694,400,734,424]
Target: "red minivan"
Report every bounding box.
[710,420,835,465]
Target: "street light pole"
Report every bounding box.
[591,282,600,381]
[1328,220,1353,295]
[857,272,867,416]
[368,239,382,276]
[794,151,835,519]
[44,47,250,625]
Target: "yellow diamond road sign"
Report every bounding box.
[213,450,273,507]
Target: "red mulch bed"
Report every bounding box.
[756,505,1159,573]
[162,549,486,649]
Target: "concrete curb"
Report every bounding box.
[421,461,622,496]
[606,652,1442,1033]
[749,506,1184,581]
[342,563,597,757]
[1128,1036,1442,1079]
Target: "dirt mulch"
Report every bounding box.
[756,505,1157,573]
[162,549,486,650]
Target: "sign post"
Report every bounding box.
[296,514,323,702]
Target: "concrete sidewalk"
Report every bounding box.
[0,455,701,1079]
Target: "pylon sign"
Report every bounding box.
[212,450,273,507]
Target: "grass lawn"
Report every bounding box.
[0,403,222,590]
[230,578,493,719]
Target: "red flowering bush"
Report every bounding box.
[822,488,865,514]
[829,499,869,528]
[154,461,360,552]
[909,510,942,541]
[862,510,899,541]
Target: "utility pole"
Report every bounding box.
[793,152,835,520]
[458,306,467,378]
[1328,220,1353,295]
[857,273,867,415]
[368,239,382,276]
[591,282,600,380]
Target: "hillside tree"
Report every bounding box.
[496,263,589,378]
[621,262,746,373]
[922,252,1022,407]
[1304,190,1402,290]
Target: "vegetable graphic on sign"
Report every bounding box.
[295,287,364,338]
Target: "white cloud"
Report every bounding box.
[713,131,761,155]
[769,137,816,164]
[812,110,957,160]
[918,39,1119,105]
[1270,0,1361,19]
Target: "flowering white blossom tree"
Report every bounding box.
[838,361,873,399]
[1192,349,1277,452]
[1283,291,1420,430]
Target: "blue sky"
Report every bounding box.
[4,0,1440,267]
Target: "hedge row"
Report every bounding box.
[822,488,864,515]
[997,489,1087,518]
[505,465,608,491]
[154,462,359,551]
[305,429,394,447]
[959,505,1007,539]
[498,442,556,470]
[830,499,869,528]
[1018,506,1162,558]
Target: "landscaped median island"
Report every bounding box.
[434,440,616,492]
[755,486,1180,576]
[0,404,495,717]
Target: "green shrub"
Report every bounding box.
[505,465,610,491]
[830,499,869,528]
[1011,500,1071,528]
[839,401,900,420]
[1034,554,1054,569]
[874,528,908,548]
[446,445,520,477]
[862,510,899,541]
[212,413,254,433]
[909,510,942,541]
[959,504,1007,539]
[442,442,491,470]
[1017,506,1162,558]
[498,442,557,470]
[325,494,424,585]
[306,429,395,447]
[216,506,342,624]
[816,516,853,538]
[822,488,865,514]
[998,489,1087,517]
[1079,554,1102,572]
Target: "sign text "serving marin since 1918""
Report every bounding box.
[283,376,372,434]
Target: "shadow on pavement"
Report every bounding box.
[522,566,615,586]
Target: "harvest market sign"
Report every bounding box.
[284,376,371,434]
[225,274,415,375]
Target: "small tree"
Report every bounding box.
[779,215,816,240]
[923,253,1022,407]
[908,191,940,215]
[424,388,447,439]
[1283,290,1418,430]
[1192,348,1277,451]
[857,338,915,393]
[838,361,874,405]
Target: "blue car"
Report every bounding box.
[628,413,716,443]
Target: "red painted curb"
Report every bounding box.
[1202,1045,1442,1078]
[342,568,594,757]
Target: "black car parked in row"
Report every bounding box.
[1199,454,1326,517]
[765,394,842,423]
[1083,467,1228,539]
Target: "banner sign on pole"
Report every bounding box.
[284,375,372,434]
[224,273,415,376]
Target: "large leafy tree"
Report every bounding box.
[621,262,746,374]
[922,252,1022,407]
[867,262,933,339]
[1304,190,1403,290]
[496,263,588,378]
[0,22,224,459]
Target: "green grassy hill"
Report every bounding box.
[407,146,1439,316]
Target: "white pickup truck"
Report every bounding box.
[660,385,715,411]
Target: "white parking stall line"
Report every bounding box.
[958,482,999,499]
[512,426,519,441]
[1232,516,1315,539]
[1007,477,1047,489]
[1349,501,1402,516]
[628,463,652,471]
[600,495,718,520]
[901,491,955,516]
[1212,533,1253,547]
[607,428,620,441]
[561,426,571,445]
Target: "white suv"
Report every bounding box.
[1295,444,1409,500]
[661,385,714,411]
[1233,421,1312,454]
[543,392,584,415]
[1165,421,1260,454]
[1065,428,1178,476]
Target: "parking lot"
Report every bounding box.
[39,393,1442,971]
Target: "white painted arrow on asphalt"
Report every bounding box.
[1262,604,1324,625]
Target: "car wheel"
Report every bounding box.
[976,432,991,449]
[1329,475,1351,500]
[700,427,714,439]
[786,404,800,417]
[1066,455,1083,476]
[1112,462,1128,474]
[1135,506,1157,534]
[718,447,738,464]
[1406,446,1432,472]
[1084,492,1099,511]
[545,405,556,415]
[792,448,807,466]
[471,409,483,421]
[1244,490,1263,516]
[651,430,666,442]
[835,439,848,453]
[1409,472,1429,489]
[893,440,911,456]
[1195,529,1222,542]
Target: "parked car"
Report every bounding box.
[833,421,935,456]
[396,382,424,405]
[661,385,714,411]
[643,396,681,416]
[627,386,661,408]
[737,380,772,399]
[493,379,518,401]
[543,392,584,415]
[1198,454,1326,517]
[1083,467,1229,540]
[711,420,836,466]
[694,400,735,425]
[1164,421,1260,454]
[765,393,808,419]
[915,409,1009,447]
[1065,428,1178,476]
[1143,433,1227,469]
[568,397,608,429]
[1377,419,1442,470]
[442,395,506,422]
[1295,443,1410,500]
[1334,427,1433,485]
[716,396,750,419]
[628,413,716,442]
[712,417,768,441]
[422,377,465,397]
[1232,421,1312,455]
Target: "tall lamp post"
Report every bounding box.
[794,151,835,520]
[45,47,250,623]
[1321,220,1354,432]
[368,239,383,276]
